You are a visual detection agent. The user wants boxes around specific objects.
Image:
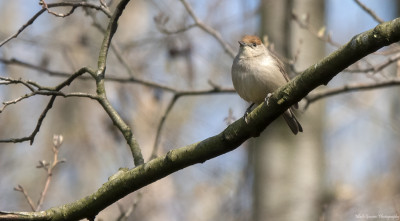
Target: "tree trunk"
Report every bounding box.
[252,0,325,220]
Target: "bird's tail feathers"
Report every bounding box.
[282,109,303,135]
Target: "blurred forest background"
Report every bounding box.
[0,0,400,220]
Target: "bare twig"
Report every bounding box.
[91,20,136,77]
[304,78,400,109]
[95,0,145,166]
[0,96,56,145]
[154,13,197,35]
[178,0,235,58]
[0,89,98,113]
[158,23,197,35]
[345,53,400,74]
[292,11,341,48]
[40,0,78,18]
[0,77,35,92]
[0,58,71,76]
[14,135,65,211]
[0,57,177,92]
[0,68,97,144]
[353,0,384,24]
[36,134,65,211]
[0,91,34,113]
[0,67,97,113]
[13,185,36,212]
[0,1,111,47]
[150,95,179,160]
[0,9,45,47]
[149,86,235,160]
[34,91,98,100]
[1,56,234,159]
[116,192,143,221]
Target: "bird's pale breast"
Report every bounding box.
[232,55,287,104]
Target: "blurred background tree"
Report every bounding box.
[252,0,324,220]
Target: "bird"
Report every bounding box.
[231,35,303,134]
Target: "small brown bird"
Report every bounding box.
[231,35,303,134]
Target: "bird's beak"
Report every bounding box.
[238,41,245,47]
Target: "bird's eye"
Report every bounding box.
[252,43,257,47]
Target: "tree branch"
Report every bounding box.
[0,58,177,92]
[179,0,235,58]
[97,0,129,74]
[291,11,342,48]
[0,67,97,145]
[13,185,36,212]
[0,2,111,48]
[0,95,56,145]
[353,0,384,24]
[304,78,400,108]
[150,86,235,160]
[35,135,65,212]
[95,0,144,166]
[345,52,400,73]
[154,13,197,35]
[1,16,399,221]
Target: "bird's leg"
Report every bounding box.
[244,103,255,124]
[265,93,272,106]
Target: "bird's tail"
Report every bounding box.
[282,109,303,135]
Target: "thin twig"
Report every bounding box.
[0,95,56,145]
[0,92,34,113]
[0,58,71,76]
[353,0,384,24]
[0,2,111,47]
[0,77,35,92]
[157,23,197,35]
[154,13,197,35]
[92,20,134,78]
[0,67,97,113]
[14,135,65,211]
[150,95,179,160]
[304,78,400,109]
[292,11,341,48]
[0,89,98,113]
[179,0,235,58]
[40,0,78,18]
[87,9,136,77]
[149,86,235,160]
[345,53,400,73]
[116,191,143,221]
[36,134,65,211]
[13,185,36,212]
[0,58,177,92]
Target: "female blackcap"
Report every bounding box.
[231,35,303,134]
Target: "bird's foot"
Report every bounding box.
[265,93,273,106]
[243,111,249,124]
[243,103,254,124]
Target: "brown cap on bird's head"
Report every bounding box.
[239,35,262,46]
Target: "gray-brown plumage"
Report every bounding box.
[231,35,302,134]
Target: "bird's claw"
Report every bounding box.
[265,93,272,106]
[244,112,249,124]
[243,103,254,124]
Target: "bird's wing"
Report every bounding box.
[269,50,299,109]
[269,51,290,82]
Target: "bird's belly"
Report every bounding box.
[234,68,286,104]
